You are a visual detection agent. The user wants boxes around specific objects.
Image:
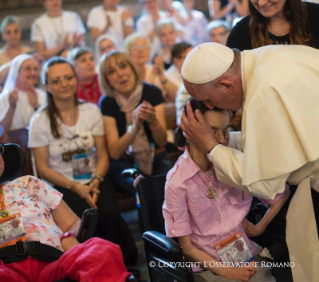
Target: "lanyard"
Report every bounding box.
[0,184,10,218]
[199,172,230,242]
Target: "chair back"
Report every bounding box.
[0,143,25,183]
[7,129,33,177]
[136,174,167,234]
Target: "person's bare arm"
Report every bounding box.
[103,116,140,160]
[0,62,11,84]
[52,200,81,251]
[34,39,69,60]
[32,146,99,209]
[140,102,167,147]
[179,235,255,281]
[243,188,291,237]
[209,0,235,20]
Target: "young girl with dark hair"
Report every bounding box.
[163,99,290,282]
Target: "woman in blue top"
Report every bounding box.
[99,51,173,198]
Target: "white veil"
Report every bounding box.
[94,34,119,64]
[3,54,34,92]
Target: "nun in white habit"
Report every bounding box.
[0,54,45,131]
[94,34,118,68]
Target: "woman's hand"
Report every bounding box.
[221,265,255,282]
[8,89,19,108]
[138,101,157,126]
[242,218,264,238]
[132,105,144,131]
[89,179,100,206]
[25,84,39,109]
[121,8,134,24]
[73,183,100,209]
[153,55,165,76]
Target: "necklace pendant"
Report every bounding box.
[207,188,217,199]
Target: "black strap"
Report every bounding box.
[0,241,64,264]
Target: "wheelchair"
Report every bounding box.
[122,168,293,282]
[0,143,137,282]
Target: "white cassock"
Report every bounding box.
[207,45,319,282]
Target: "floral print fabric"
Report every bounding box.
[3,176,63,251]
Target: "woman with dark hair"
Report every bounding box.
[226,0,319,50]
[99,51,173,198]
[163,99,290,282]
[68,47,102,105]
[28,57,138,266]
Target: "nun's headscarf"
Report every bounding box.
[3,54,34,91]
[95,34,118,64]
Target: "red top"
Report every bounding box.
[76,74,102,105]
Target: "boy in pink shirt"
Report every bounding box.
[163,99,290,282]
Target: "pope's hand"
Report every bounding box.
[180,101,218,153]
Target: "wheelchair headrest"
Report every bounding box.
[0,143,25,183]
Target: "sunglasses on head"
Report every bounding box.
[0,143,4,155]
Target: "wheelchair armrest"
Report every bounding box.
[122,168,140,179]
[142,231,182,257]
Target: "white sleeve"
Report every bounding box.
[87,9,99,29]
[124,15,133,27]
[31,21,44,42]
[227,131,242,150]
[75,13,86,34]
[0,94,9,121]
[90,106,105,136]
[175,86,191,126]
[208,145,289,200]
[136,18,147,35]
[28,112,51,148]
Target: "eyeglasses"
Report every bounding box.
[48,75,75,86]
[0,144,4,155]
[129,45,149,51]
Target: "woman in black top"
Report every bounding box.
[227,0,319,51]
[99,51,173,197]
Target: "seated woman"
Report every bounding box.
[0,54,45,131]
[0,143,132,282]
[163,99,290,282]
[99,51,174,198]
[95,34,118,66]
[31,0,86,60]
[68,47,102,105]
[165,42,192,89]
[28,57,138,266]
[124,33,177,103]
[0,15,33,67]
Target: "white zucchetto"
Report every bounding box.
[181,42,234,84]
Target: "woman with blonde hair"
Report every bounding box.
[99,50,173,198]
[124,32,177,103]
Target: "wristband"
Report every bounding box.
[161,78,168,85]
[94,174,104,182]
[127,125,139,136]
[67,180,77,191]
[60,231,76,243]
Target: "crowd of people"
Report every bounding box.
[1,0,319,281]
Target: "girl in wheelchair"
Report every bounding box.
[163,99,290,282]
[0,143,132,282]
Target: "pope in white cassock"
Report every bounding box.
[180,43,319,282]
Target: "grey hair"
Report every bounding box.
[155,18,176,35]
[67,46,93,65]
[0,15,20,33]
[123,32,151,53]
[206,20,231,38]
[98,51,142,97]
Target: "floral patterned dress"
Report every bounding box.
[3,176,63,251]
